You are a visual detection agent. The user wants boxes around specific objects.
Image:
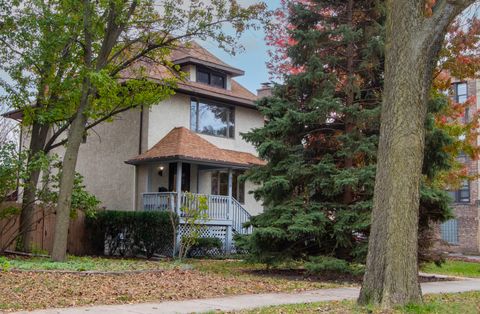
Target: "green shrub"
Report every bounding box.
[305,256,364,276]
[86,210,178,258]
[0,256,10,271]
[188,237,223,257]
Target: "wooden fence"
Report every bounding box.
[0,202,89,255]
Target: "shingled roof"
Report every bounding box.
[3,43,259,120]
[171,42,244,76]
[120,43,258,108]
[125,127,265,168]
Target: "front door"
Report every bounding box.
[168,163,191,192]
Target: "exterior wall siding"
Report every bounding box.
[72,109,142,211]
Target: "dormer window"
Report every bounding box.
[196,66,226,89]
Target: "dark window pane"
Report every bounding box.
[211,73,225,88]
[219,172,228,195]
[190,100,198,131]
[197,70,210,84]
[232,174,238,200]
[238,173,245,204]
[457,180,470,203]
[190,99,234,138]
[228,109,235,138]
[211,172,219,195]
[198,103,229,137]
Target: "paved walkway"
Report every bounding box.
[14,278,480,314]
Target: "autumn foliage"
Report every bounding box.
[239,0,480,266]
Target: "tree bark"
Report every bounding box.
[51,0,93,262]
[358,0,474,308]
[19,121,49,251]
[51,0,132,261]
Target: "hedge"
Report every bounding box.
[86,210,178,258]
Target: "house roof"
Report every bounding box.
[125,127,265,168]
[3,43,259,120]
[176,79,257,107]
[171,42,244,76]
[133,44,258,107]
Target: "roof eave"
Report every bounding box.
[174,57,245,77]
[2,108,24,121]
[125,155,259,169]
[175,86,257,110]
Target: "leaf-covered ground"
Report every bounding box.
[235,291,480,314]
[0,258,345,312]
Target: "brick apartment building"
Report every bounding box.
[438,79,480,254]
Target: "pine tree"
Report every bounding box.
[239,0,453,266]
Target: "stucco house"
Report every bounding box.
[4,42,269,253]
[66,43,266,216]
[72,43,270,248]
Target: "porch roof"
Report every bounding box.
[125,127,266,168]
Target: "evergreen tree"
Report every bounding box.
[238,0,452,266]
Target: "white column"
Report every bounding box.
[226,168,233,253]
[176,161,182,215]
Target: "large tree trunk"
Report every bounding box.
[19,121,49,251]
[50,82,90,262]
[50,0,132,261]
[358,0,473,308]
[51,0,93,262]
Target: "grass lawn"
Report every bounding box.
[421,260,480,278]
[235,291,480,313]
[0,256,345,312]
[2,255,173,272]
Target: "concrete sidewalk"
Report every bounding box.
[14,278,480,314]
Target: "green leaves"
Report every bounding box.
[239,0,453,268]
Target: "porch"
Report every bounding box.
[142,191,253,235]
[125,127,265,254]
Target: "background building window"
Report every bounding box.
[211,170,245,203]
[448,180,470,203]
[440,219,459,244]
[454,82,468,103]
[453,82,468,122]
[447,152,470,203]
[196,67,226,89]
[190,99,235,138]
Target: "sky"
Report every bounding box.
[199,0,281,93]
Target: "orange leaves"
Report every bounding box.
[433,71,452,90]
[425,0,436,17]
[439,18,480,80]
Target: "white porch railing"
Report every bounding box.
[142,192,252,235]
[232,198,253,234]
[143,192,176,211]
